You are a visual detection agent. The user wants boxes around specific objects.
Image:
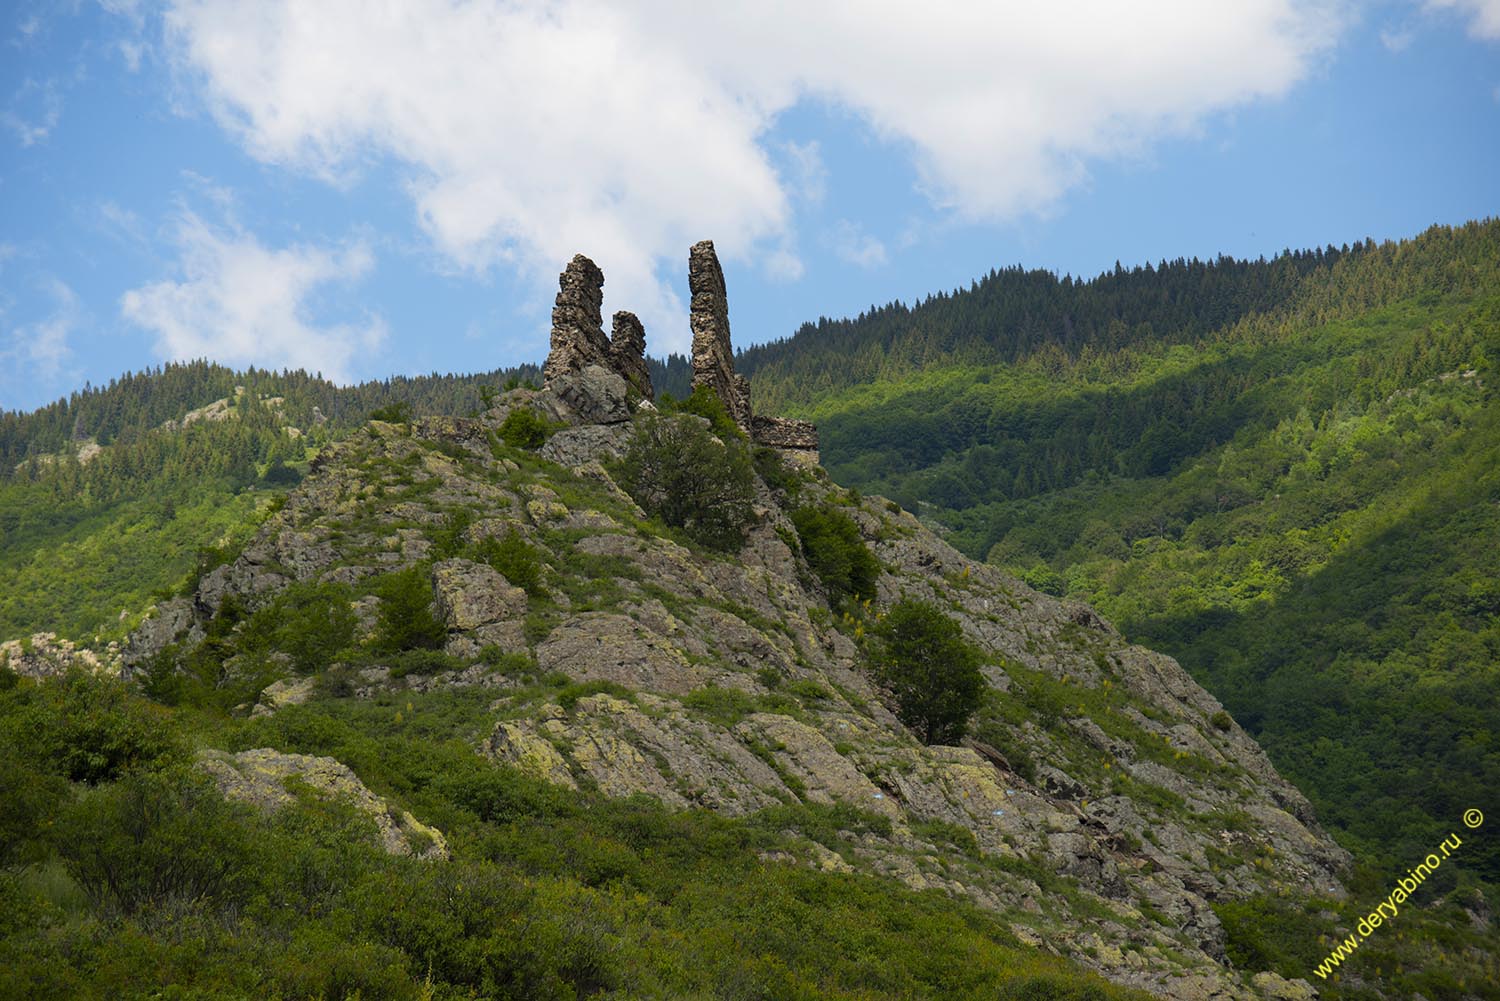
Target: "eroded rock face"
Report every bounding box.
[548,364,631,425]
[431,558,527,632]
[542,254,611,386]
[198,748,447,859]
[0,632,119,680]
[609,310,653,402]
[689,240,752,430]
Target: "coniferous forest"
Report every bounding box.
[741,220,1500,890]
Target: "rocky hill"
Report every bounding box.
[105,243,1352,1001]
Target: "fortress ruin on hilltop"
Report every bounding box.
[540,240,819,455]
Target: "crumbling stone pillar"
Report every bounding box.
[609,310,654,402]
[688,240,751,430]
[542,254,610,386]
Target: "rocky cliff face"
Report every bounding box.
[126,361,1350,1000]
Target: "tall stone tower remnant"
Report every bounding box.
[542,254,611,385]
[534,241,816,458]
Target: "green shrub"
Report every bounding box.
[1213,895,1327,976]
[681,684,761,727]
[386,649,465,678]
[0,670,183,783]
[498,408,558,450]
[664,384,743,441]
[610,414,757,552]
[790,504,880,610]
[261,458,303,486]
[240,581,358,674]
[1020,564,1068,597]
[1210,709,1234,732]
[784,678,831,702]
[479,646,536,675]
[372,567,446,653]
[911,818,981,859]
[0,757,69,866]
[753,447,802,495]
[477,527,544,594]
[869,599,986,745]
[751,801,894,849]
[430,509,474,560]
[368,401,413,424]
[56,767,259,917]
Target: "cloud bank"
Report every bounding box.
[161,0,1344,355]
[121,212,385,381]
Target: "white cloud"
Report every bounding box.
[1380,25,1415,50]
[829,221,888,270]
[2,278,80,402]
[1426,0,1500,39]
[782,140,828,205]
[98,201,150,249]
[763,245,805,283]
[2,77,63,147]
[162,0,1344,354]
[121,211,386,381]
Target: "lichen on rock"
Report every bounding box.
[198,748,448,859]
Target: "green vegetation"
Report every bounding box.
[790,503,880,611]
[239,580,359,674]
[368,401,414,424]
[1214,891,1500,1001]
[496,407,559,449]
[475,527,545,594]
[747,220,1500,887]
[610,413,757,552]
[0,359,565,644]
[373,566,447,653]
[867,599,986,745]
[659,383,744,441]
[0,669,1151,1001]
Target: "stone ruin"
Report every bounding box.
[540,241,818,458]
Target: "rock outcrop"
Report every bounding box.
[609,310,653,402]
[0,632,119,679]
[523,243,815,458]
[688,240,752,429]
[542,254,611,385]
[126,388,1350,1001]
[750,414,820,454]
[687,240,819,457]
[199,748,448,859]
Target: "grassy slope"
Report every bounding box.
[0,489,276,643]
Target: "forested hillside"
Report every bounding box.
[0,352,698,646]
[0,361,542,643]
[743,220,1500,886]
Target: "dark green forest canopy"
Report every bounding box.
[744,218,1500,888]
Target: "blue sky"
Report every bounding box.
[1,0,1497,413]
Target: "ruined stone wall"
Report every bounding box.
[750,415,819,451]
